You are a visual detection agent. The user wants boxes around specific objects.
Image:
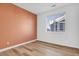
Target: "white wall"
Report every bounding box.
[37,4,79,48]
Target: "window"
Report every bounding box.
[47,12,65,32]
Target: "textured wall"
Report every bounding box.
[0,3,37,48]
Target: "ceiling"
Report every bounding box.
[14,3,70,14]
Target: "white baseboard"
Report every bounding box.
[38,40,79,49]
[0,39,37,52]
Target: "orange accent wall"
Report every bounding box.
[0,3,37,48]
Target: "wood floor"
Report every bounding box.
[0,41,79,56]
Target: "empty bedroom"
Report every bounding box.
[0,3,79,56]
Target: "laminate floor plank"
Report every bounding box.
[0,41,79,56]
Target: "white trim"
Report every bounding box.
[38,40,79,49]
[0,39,37,52]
